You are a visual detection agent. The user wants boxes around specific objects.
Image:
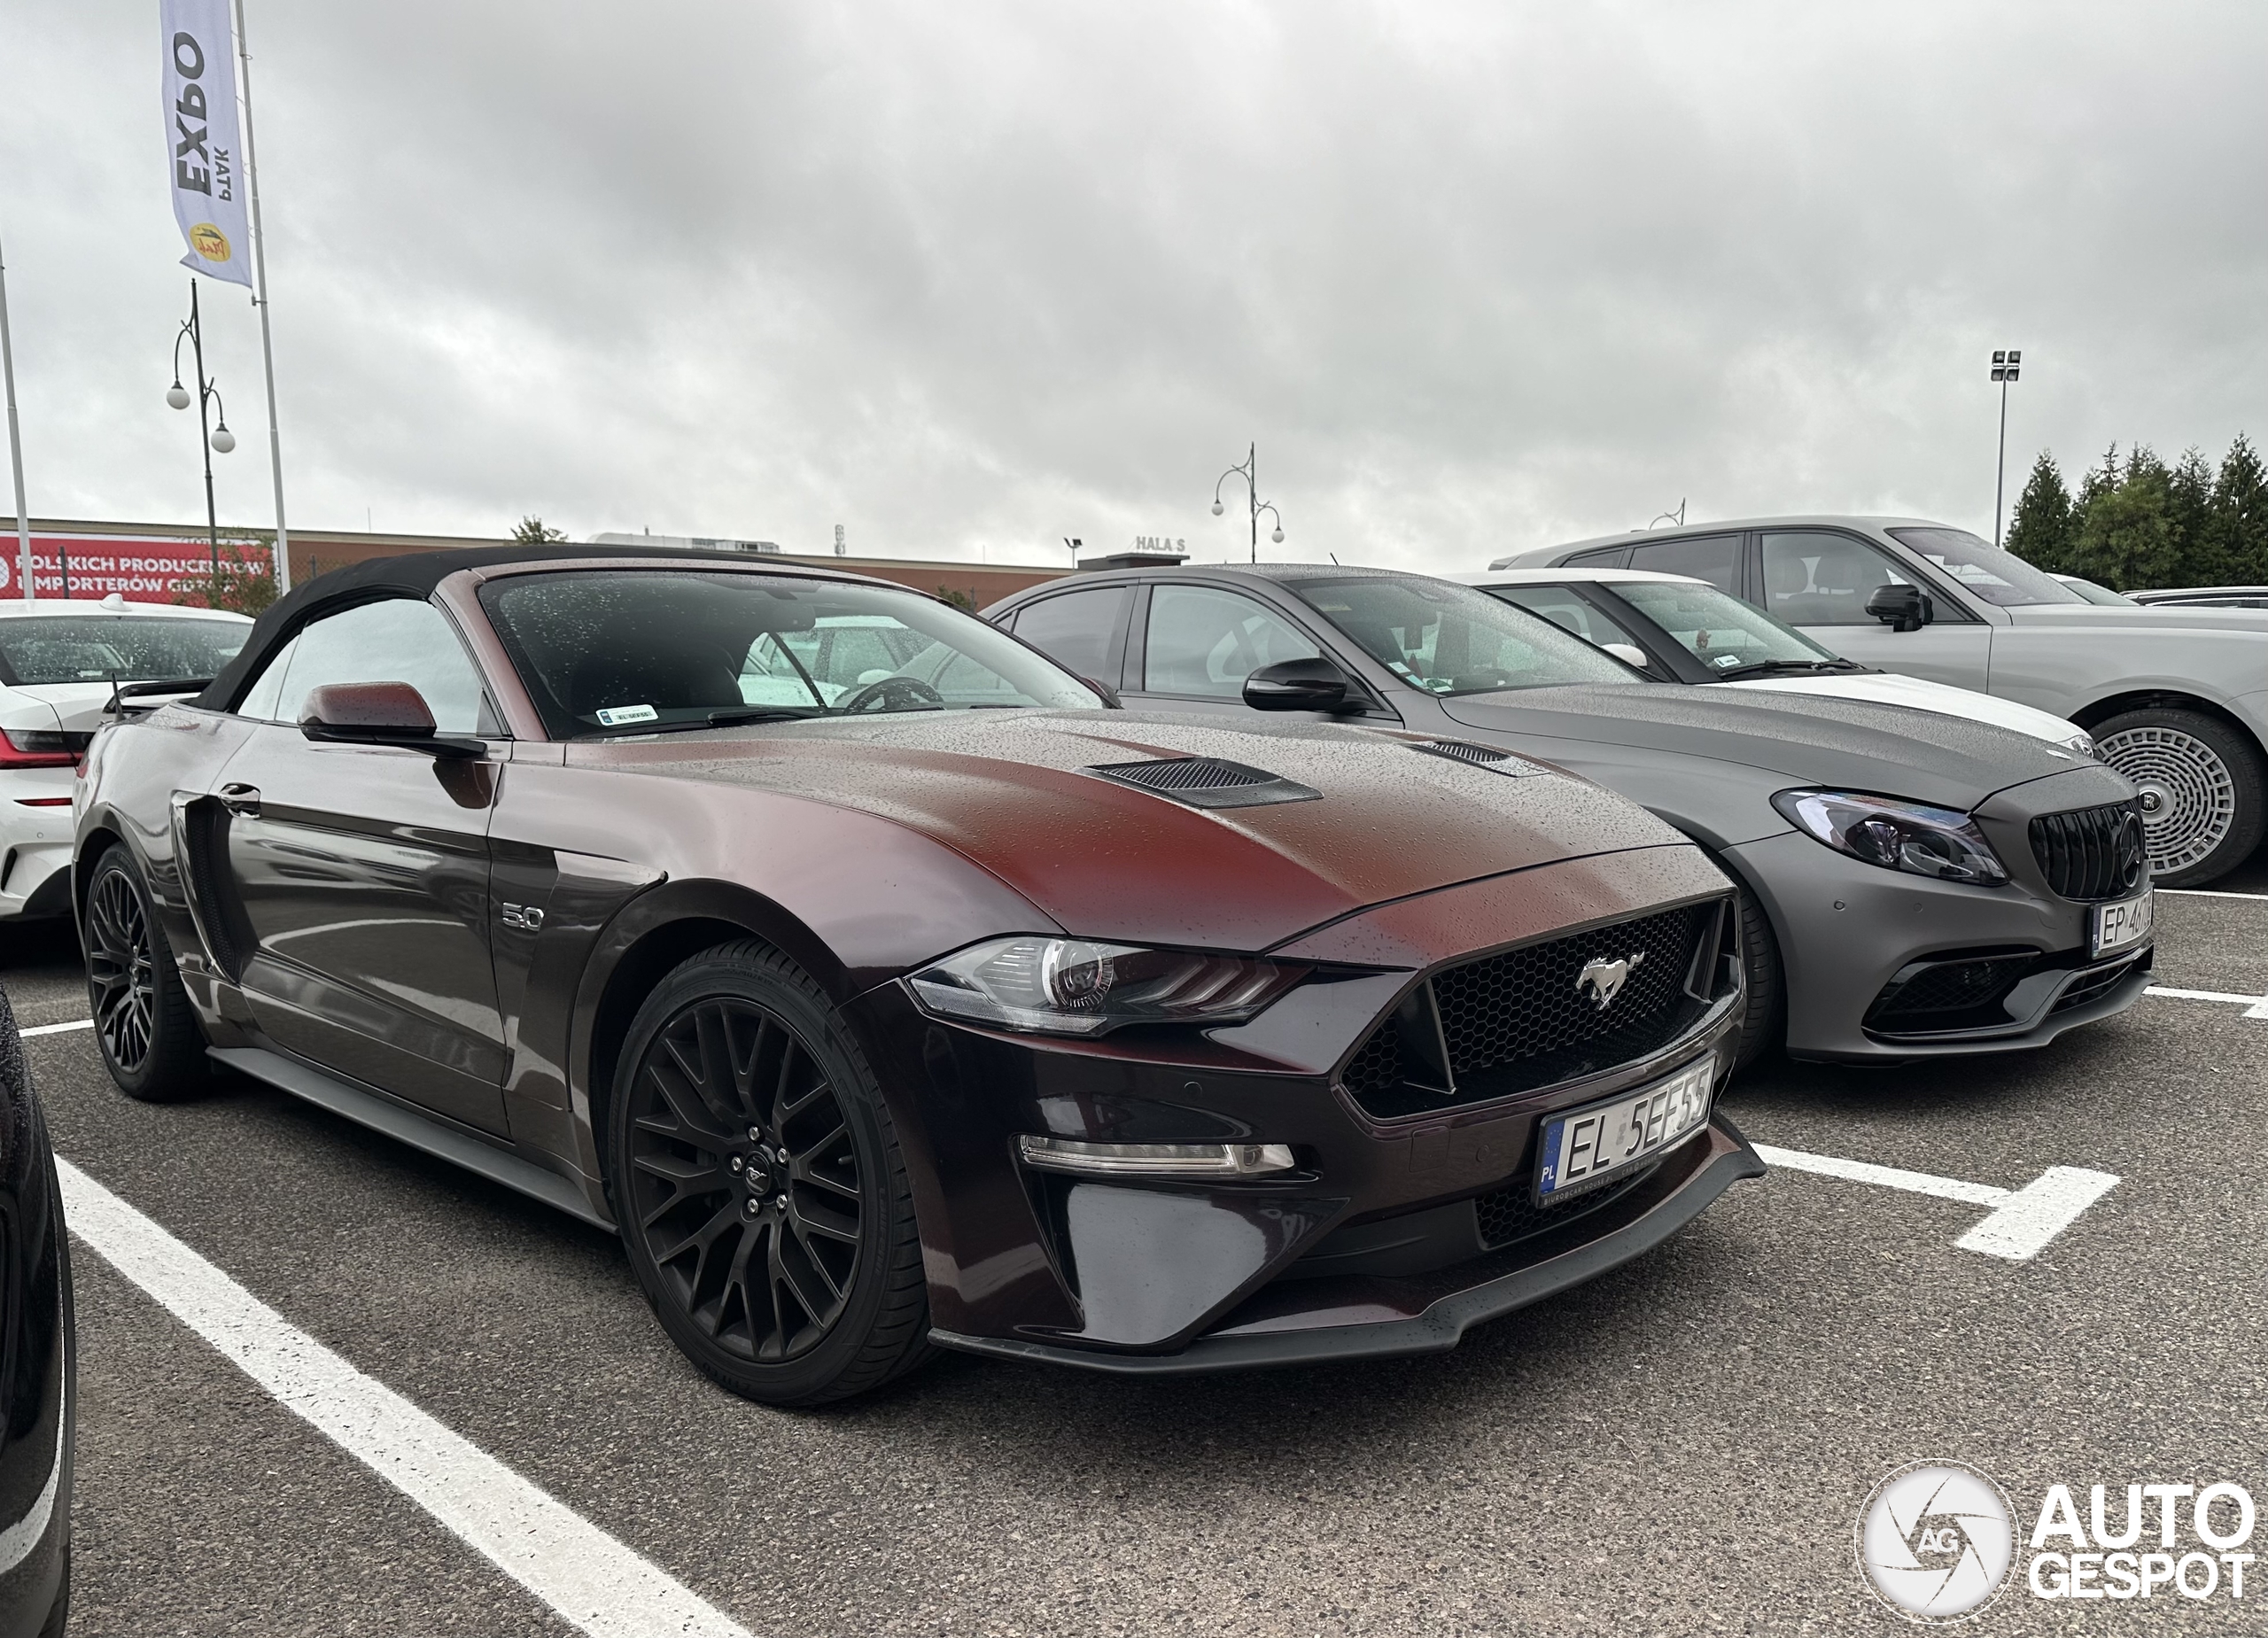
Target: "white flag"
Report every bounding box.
[161,0,252,288]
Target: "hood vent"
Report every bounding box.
[1085,757,1322,811]
[1411,740,1545,776]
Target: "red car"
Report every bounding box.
[75,546,1759,1403]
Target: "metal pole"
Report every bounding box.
[1993,375,2009,549]
[0,228,32,602]
[190,281,220,572]
[1248,442,1258,564]
[234,0,290,593]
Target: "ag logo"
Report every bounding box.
[1575,950,1643,1010]
[187,222,232,263]
[1857,1461,2016,1623]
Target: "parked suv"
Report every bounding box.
[1494,517,2268,885]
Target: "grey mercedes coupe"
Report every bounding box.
[990,564,2153,1067]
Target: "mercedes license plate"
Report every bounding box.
[2091,889,2153,959]
[1535,1058,1714,1202]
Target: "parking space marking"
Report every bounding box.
[55,1157,756,1638]
[1751,1144,2118,1261]
[2145,984,2268,1018]
[19,1020,92,1037]
[2157,888,2268,902]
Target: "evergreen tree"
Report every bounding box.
[2165,446,2218,586]
[2072,446,2176,589]
[2005,452,2076,572]
[510,516,568,543]
[2212,432,2268,583]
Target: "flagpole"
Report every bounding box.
[232,0,289,593]
[0,226,31,602]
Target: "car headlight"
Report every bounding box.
[1771,790,2008,885]
[906,936,1302,1036]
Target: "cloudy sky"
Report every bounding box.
[2,1,2263,571]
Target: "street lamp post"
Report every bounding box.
[1991,348,2021,548]
[169,279,237,577]
[1211,443,1284,563]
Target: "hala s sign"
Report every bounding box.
[161,0,252,289]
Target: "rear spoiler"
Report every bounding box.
[105,678,214,718]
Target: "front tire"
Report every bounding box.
[84,846,210,1102]
[2094,708,2267,886]
[1722,871,1783,1069]
[607,941,933,1406]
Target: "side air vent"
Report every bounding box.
[1411,740,1545,776]
[1084,757,1321,811]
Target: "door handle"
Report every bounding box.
[218,783,261,818]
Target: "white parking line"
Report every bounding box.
[20,1020,92,1037]
[55,1158,755,1638]
[1751,1144,2118,1261]
[2157,888,2268,902]
[2144,984,2268,1019]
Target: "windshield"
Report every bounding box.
[0,614,249,687]
[479,571,1102,737]
[1606,581,1841,672]
[1289,575,1638,695]
[1886,527,2085,608]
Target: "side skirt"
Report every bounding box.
[207,1046,616,1231]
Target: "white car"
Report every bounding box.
[1,594,252,920]
[1496,516,2268,884]
[1456,567,2096,754]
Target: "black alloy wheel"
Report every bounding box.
[610,942,931,1405]
[85,866,154,1071]
[84,846,209,1102]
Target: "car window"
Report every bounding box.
[1485,586,1645,651]
[478,571,1099,737]
[1627,534,1743,594]
[1562,546,1631,570]
[1007,586,1130,684]
[1886,527,2085,607]
[0,615,247,687]
[237,598,490,733]
[1759,531,1920,626]
[1611,580,1839,671]
[1142,586,1320,697]
[1291,576,1636,695]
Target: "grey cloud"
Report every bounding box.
[2,1,2262,572]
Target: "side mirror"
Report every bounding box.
[300,681,483,757]
[1865,583,1933,633]
[1243,656,1354,712]
[1601,642,1652,671]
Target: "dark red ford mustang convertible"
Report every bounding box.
[74,547,1761,1403]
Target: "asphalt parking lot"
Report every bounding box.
[6,872,2267,1636]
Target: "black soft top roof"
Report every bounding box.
[198,543,889,711]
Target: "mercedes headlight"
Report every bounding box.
[906,937,1302,1036]
[1772,790,2008,885]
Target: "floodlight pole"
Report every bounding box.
[1991,347,2021,548]
[0,226,31,602]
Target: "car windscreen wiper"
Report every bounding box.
[1708,658,1865,680]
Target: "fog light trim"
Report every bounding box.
[1016,1135,1297,1178]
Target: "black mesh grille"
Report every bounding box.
[1433,903,1714,1079]
[1340,899,1726,1119]
[1870,952,2035,1022]
[2031,802,2148,902]
[1085,757,1322,810]
[2052,950,2149,1013]
[1475,1165,1654,1249]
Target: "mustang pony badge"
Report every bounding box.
[1577,951,1645,1010]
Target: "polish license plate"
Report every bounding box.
[1535,1058,1715,1202]
[2091,889,2154,959]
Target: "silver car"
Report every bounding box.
[1496,516,2268,885]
